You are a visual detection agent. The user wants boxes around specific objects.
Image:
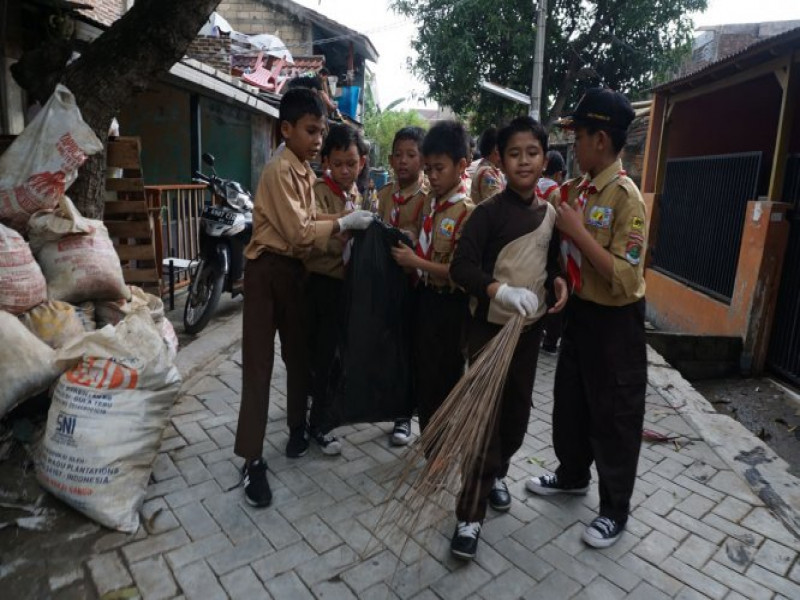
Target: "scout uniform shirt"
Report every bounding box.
[416,183,474,290]
[303,175,362,280]
[376,174,429,241]
[245,147,335,261]
[470,158,505,204]
[561,158,646,306]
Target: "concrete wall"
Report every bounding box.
[645,201,792,372]
[217,0,313,55]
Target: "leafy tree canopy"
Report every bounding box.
[364,109,428,168]
[392,0,706,130]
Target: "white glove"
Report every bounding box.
[495,283,539,317]
[337,210,374,231]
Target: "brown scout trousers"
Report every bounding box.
[234,251,309,460]
[414,286,469,431]
[456,318,544,523]
[552,296,647,525]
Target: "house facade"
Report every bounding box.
[641,26,800,384]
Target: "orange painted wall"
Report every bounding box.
[645,201,790,357]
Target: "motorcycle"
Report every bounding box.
[183,152,253,334]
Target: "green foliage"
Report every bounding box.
[364,109,428,168]
[392,0,706,129]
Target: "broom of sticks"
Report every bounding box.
[374,313,526,542]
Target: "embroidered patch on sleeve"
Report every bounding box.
[587,206,613,229]
[627,232,645,245]
[631,216,644,232]
[439,217,456,238]
[625,240,642,265]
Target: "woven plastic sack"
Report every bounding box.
[0,85,102,232]
[28,196,129,303]
[0,222,46,314]
[20,300,86,349]
[0,311,63,418]
[96,286,178,359]
[37,308,181,532]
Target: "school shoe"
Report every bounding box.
[285,426,309,458]
[390,419,412,446]
[450,521,482,560]
[242,458,272,507]
[488,477,512,511]
[582,516,623,548]
[310,428,342,456]
[526,474,589,496]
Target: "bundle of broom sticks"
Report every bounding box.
[374,313,526,542]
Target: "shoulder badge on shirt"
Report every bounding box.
[625,240,642,265]
[631,215,644,232]
[587,205,613,229]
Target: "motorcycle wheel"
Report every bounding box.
[183,262,224,334]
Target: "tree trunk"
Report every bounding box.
[61,0,221,218]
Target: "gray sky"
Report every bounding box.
[294,0,800,110]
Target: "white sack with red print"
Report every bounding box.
[37,308,182,532]
[0,85,103,232]
[28,196,130,304]
[0,223,47,314]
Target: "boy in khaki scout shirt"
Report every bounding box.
[470,126,505,204]
[304,123,367,456]
[526,88,647,549]
[303,124,368,456]
[234,89,373,508]
[391,120,474,434]
[376,126,429,446]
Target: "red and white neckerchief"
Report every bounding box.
[536,177,559,204]
[415,185,468,282]
[323,173,356,211]
[559,170,626,293]
[389,181,423,227]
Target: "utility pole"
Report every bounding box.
[530,0,547,120]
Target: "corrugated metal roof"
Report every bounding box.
[653,25,800,94]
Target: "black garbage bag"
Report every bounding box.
[330,220,414,424]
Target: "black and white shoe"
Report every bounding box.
[525,473,589,496]
[450,521,482,560]
[242,458,271,507]
[582,516,623,548]
[310,428,342,456]
[286,426,309,458]
[390,419,412,446]
[488,477,511,511]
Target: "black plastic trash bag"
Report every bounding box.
[330,220,414,424]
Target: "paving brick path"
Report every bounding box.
[69,343,800,598]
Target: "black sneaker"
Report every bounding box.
[390,419,412,446]
[525,473,589,496]
[541,343,558,355]
[285,426,309,458]
[582,516,623,548]
[309,428,342,456]
[488,477,511,511]
[450,521,481,560]
[242,458,271,507]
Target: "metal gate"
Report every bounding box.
[651,152,762,302]
[767,154,800,385]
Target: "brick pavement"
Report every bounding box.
[75,341,800,598]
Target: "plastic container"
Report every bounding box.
[338,86,361,120]
[370,168,389,190]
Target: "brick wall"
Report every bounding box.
[217,0,313,55]
[187,35,233,73]
[716,33,758,60]
[78,0,126,27]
